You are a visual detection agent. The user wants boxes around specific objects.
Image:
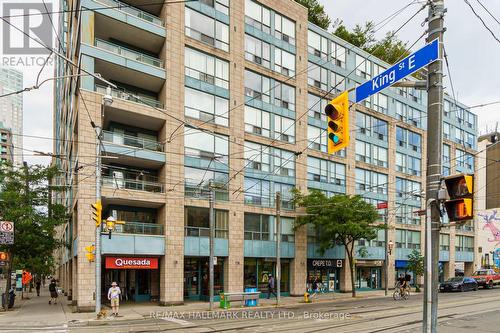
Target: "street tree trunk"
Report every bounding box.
[345,243,356,298]
[4,254,13,310]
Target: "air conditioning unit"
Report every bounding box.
[254,56,262,64]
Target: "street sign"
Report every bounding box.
[0,221,14,232]
[377,202,388,210]
[213,256,218,265]
[355,38,439,102]
[0,232,14,245]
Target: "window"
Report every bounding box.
[466,132,475,149]
[184,128,229,165]
[308,94,328,121]
[443,122,450,140]
[396,153,406,173]
[396,229,421,249]
[395,205,420,225]
[244,213,294,242]
[465,153,474,170]
[355,168,387,195]
[184,87,229,126]
[372,145,388,167]
[395,100,406,121]
[185,167,229,200]
[440,234,450,251]
[244,106,270,137]
[397,127,421,154]
[456,149,465,168]
[330,71,345,92]
[442,165,450,176]
[185,207,229,238]
[356,112,387,141]
[355,141,370,164]
[274,115,295,143]
[408,156,421,176]
[455,128,465,145]
[442,144,450,163]
[185,47,229,89]
[273,183,294,210]
[396,127,406,148]
[308,62,327,90]
[408,107,422,127]
[185,8,229,52]
[274,48,295,77]
[307,156,346,186]
[408,131,422,153]
[245,0,270,33]
[245,34,271,68]
[308,125,326,152]
[244,141,270,172]
[200,0,229,15]
[456,235,474,252]
[245,70,270,103]
[273,148,295,177]
[274,82,295,111]
[308,30,328,58]
[244,177,270,206]
[274,13,295,45]
[355,54,371,79]
[332,42,346,68]
[373,93,388,113]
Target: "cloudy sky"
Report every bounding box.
[5,0,500,165]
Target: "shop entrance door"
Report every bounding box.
[135,270,151,302]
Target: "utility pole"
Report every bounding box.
[275,191,281,306]
[95,126,102,315]
[424,1,445,332]
[384,208,389,297]
[208,179,215,311]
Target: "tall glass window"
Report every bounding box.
[308,30,328,58]
[244,106,270,137]
[274,48,295,77]
[245,0,270,33]
[274,13,295,45]
[184,87,229,126]
[245,34,271,68]
[274,82,295,111]
[245,70,271,103]
[185,8,229,52]
[185,47,229,89]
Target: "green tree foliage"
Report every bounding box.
[0,163,68,308]
[333,20,410,65]
[294,190,382,297]
[294,0,331,30]
[407,249,424,291]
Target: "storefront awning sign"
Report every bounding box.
[105,257,158,269]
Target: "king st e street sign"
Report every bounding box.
[355,38,439,103]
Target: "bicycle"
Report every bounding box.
[393,282,411,300]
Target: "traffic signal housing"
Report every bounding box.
[91,201,102,227]
[85,245,95,262]
[325,91,349,154]
[443,174,474,222]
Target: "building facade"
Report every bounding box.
[53,0,478,310]
[0,122,13,163]
[0,67,23,164]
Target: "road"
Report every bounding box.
[2,288,500,332]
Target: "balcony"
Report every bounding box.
[96,85,163,109]
[101,222,165,255]
[95,39,163,68]
[97,0,163,26]
[102,176,164,193]
[355,246,385,260]
[307,243,345,259]
[184,227,228,256]
[456,250,474,262]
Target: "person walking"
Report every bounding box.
[107,282,121,316]
[35,279,41,297]
[267,274,277,299]
[48,279,58,304]
[311,277,319,300]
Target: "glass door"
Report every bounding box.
[135,270,151,302]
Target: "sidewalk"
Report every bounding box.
[64,289,389,325]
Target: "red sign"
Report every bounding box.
[413,209,426,216]
[377,202,388,209]
[105,257,158,269]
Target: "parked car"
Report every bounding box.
[471,269,500,289]
[439,277,478,292]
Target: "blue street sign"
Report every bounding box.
[355,38,439,103]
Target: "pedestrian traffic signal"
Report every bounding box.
[443,174,474,222]
[91,201,102,227]
[325,91,349,154]
[0,252,9,261]
[85,245,95,262]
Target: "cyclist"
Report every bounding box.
[397,274,407,295]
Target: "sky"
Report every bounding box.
[3,0,500,165]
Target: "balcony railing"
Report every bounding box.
[185,226,228,238]
[102,176,164,193]
[95,85,163,109]
[96,0,164,26]
[94,38,163,68]
[101,221,163,235]
[102,130,164,152]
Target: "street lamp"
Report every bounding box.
[388,240,394,255]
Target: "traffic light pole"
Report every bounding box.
[423,1,445,332]
[95,126,102,315]
[208,180,214,311]
[275,191,281,306]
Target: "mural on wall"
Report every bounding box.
[478,210,500,269]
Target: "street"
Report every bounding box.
[1,286,500,332]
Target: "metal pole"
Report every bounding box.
[95,126,102,315]
[424,1,445,332]
[384,208,389,296]
[209,179,215,311]
[424,199,434,333]
[276,191,281,306]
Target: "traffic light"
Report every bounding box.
[325,91,349,154]
[443,174,474,222]
[91,201,102,227]
[0,252,9,261]
[85,245,95,262]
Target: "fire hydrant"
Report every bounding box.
[304,292,311,303]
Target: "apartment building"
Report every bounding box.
[0,67,22,164]
[53,0,478,310]
[0,122,13,163]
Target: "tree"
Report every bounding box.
[0,163,68,309]
[294,190,382,297]
[406,249,424,292]
[333,20,376,49]
[294,0,331,30]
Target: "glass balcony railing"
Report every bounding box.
[96,0,164,26]
[101,221,163,235]
[184,226,228,239]
[94,38,164,68]
[102,130,164,152]
[102,176,164,193]
[95,85,163,109]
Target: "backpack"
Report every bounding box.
[49,283,56,292]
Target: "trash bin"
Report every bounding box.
[245,288,257,307]
[219,292,230,309]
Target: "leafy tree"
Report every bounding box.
[294,190,382,297]
[294,0,331,30]
[0,163,68,308]
[407,249,424,292]
[333,20,376,49]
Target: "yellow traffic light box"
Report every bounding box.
[443,174,474,222]
[91,201,102,227]
[85,245,95,262]
[325,91,349,154]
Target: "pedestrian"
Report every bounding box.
[267,274,277,299]
[311,277,319,299]
[48,279,58,305]
[107,282,121,316]
[35,279,41,297]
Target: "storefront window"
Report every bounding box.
[243,258,290,294]
[184,257,224,300]
[356,267,381,290]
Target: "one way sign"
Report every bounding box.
[355,38,439,103]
